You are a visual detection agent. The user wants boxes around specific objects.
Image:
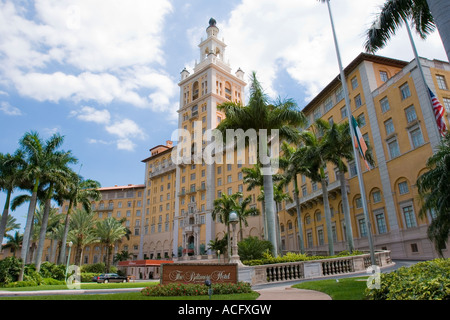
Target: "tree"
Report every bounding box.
[216,72,306,256]
[3,231,23,258]
[212,192,241,259]
[234,195,259,241]
[273,181,292,255]
[417,132,450,256]
[279,142,309,254]
[0,150,26,247]
[58,172,101,264]
[67,208,97,265]
[18,131,73,280]
[295,119,335,255]
[113,250,132,263]
[363,0,450,61]
[95,217,127,273]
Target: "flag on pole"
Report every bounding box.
[428,87,447,137]
[351,115,370,170]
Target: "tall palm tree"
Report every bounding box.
[95,217,127,273]
[279,142,309,254]
[58,172,101,264]
[234,195,259,241]
[18,131,69,280]
[212,192,241,259]
[0,150,26,247]
[35,151,77,271]
[216,72,306,257]
[322,121,355,252]
[295,119,335,255]
[417,132,450,256]
[363,0,450,61]
[68,208,97,265]
[3,231,23,258]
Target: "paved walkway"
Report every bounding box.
[255,285,331,300]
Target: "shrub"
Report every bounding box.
[0,257,22,286]
[141,281,252,297]
[4,280,38,288]
[365,258,450,300]
[41,278,65,286]
[238,237,273,261]
[81,272,100,283]
[39,262,66,280]
[81,263,117,274]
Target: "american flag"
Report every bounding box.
[428,87,447,137]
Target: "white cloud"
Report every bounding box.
[0,101,22,116]
[220,0,448,103]
[0,0,179,116]
[70,106,111,124]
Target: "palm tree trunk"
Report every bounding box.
[19,180,39,281]
[35,188,53,271]
[293,180,305,254]
[427,0,450,61]
[321,178,334,256]
[0,189,12,249]
[339,170,355,252]
[59,201,73,264]
[263,169,278,257]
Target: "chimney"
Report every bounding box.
[166,140,173,148]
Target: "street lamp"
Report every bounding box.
[65,241,73,280]
[228,211,243,266]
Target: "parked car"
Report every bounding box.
[93,273,128,283]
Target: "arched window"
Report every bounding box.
[192,81,199,101]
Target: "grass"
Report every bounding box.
[0,281,158,291]
[292,277,369,300]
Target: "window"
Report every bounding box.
[400,83,411,100]
[341,106,348,119]
[375,212,387,234]
[402,205,417,228]
[335,86,344,102]
[410,127,424,148]
[358,218,367,237]
[354,94,362,108]
[355,197,362,209]
[380,71,388,82]
[351,76,358,90]
[436,75,448,90]
[398,181,409,194]
[384,118,394,135]
[357,113,366,127]
[349,161,357,178]
[324,97,333,113]
[380,97,390,113]
[313,107,322,120]
[388,139,400,159]
[318,229,324,245]
[302,186,307,197]
[373,191,381,203]
[405,105,417,123]
[443,98,450,112]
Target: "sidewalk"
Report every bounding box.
[255,285,331,300]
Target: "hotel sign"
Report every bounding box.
[161,263,238,285]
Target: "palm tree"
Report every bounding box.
[35,151,77,271]
[212,192,241,259]
[68,208,97,265]
[234,195,259,241]
[58,172,101,264]
[3,231,23,258]
[216,72,306,257]
[279,142,309,254]
[363,0,450,61]
[0,150,26,247]
[295,119,335,255]
[273,182,292,255]
[321,121,355,252]
[417,132,450,256]
[95,217,127,273]
[18,131,71,280]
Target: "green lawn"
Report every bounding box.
[292,277,369,300]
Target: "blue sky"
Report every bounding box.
[0,0,447,235]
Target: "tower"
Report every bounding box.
[173,19,246,256]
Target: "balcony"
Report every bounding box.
[149,162,176,179]
[285,179,347,213]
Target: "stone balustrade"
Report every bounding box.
[239,250,393,285]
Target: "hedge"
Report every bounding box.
[365,258,450,300]
[141,282,252,297]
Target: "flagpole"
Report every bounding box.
[324,0,376,266]
[403,17,443,143]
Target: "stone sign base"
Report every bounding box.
[161,263,238,285]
